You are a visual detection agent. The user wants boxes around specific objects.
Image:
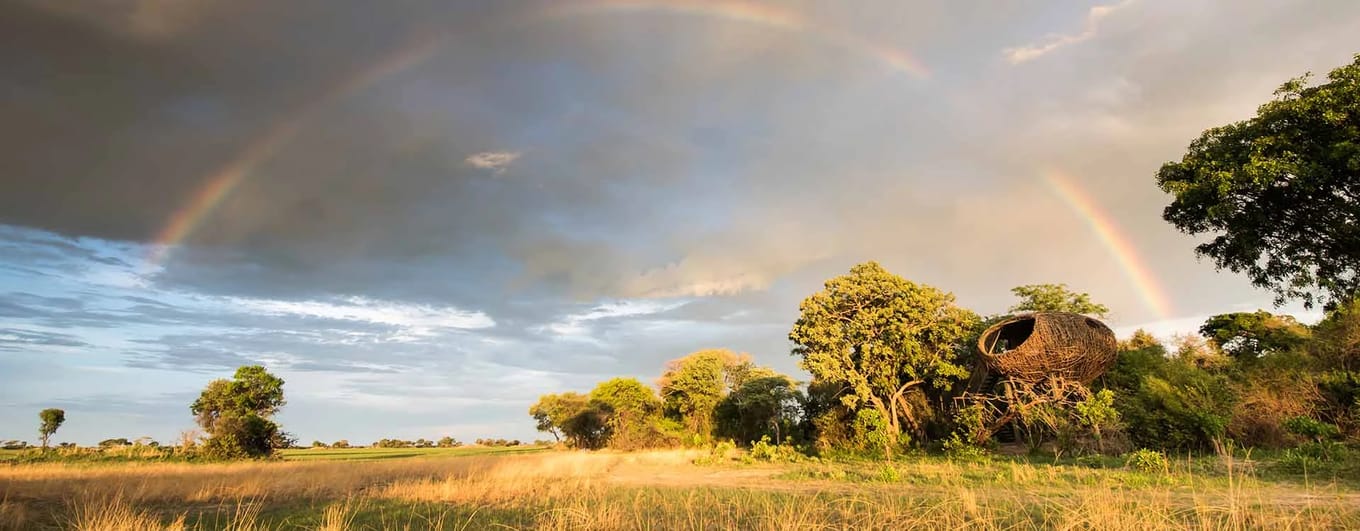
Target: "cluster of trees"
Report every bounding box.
[369,437,463,448]
[533,260,1360,460]
[530,350,800,450]
[473,438,524,447]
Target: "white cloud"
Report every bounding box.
[224,295,495,334]
[543,299,687,337]
[1003,1,1134,64]
[463,150,522,173]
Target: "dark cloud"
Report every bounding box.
[0,328,90,350]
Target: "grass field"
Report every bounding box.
[3,448,1358,530]
[278,445,549,461]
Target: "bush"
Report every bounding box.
[1283,416,1341,442]
[1125,448,1169,474]
[1105,348,1235,451]
[749,436,806,463]
[942,433,990,462]
[851,409,891,456]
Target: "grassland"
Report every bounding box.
[3,448,1358,530]
[278,446,549,462]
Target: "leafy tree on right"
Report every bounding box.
[1157,54,1360,309]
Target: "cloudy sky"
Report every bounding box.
[2,0,1357,445]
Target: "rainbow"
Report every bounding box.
[146,33,448,266]
[148,1,927,265]
[539,0,929,78]
[1043,170,1173,319]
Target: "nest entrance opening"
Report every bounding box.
[984,317,1035,355]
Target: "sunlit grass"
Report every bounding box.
[2,449,1357,530]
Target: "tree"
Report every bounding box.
[587,378,676,449]
[714,375,801,445]
[1157,55,1360,309]
[1199,311,1310,362]
[656,349,776,439]
[1008,284,1109,317]
[437,436,460,448]
[190,365,287,459]
[789,261,981,456]
[38,408,65,450]
[1118,329,1163,352]
[529,392,589,442]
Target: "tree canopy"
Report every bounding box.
[789,261,980,455]
[1198,311,1310,362]
[529,392,589,442]
[190,365,288,459]
[1008,283,1109,317]
[1157,54,1360,309]
[656,349,776,439]
[38,408,65,450]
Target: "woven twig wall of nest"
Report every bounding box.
[977,312,1118,384]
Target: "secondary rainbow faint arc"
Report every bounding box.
[148,1,928,266]
[541,0,930,78]
[1043,170,1173,320]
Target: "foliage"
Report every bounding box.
[850,409,892,457]
[98,438,131,448]
[1156,54,1360,309]
[1228,368,1321,448]
[530,392,589,442]
[1199,311,1310,362]
[713,375,800,445]
[38,408,65,450]
[437,436,461,448]
[1125,448,1169,474]
[1103,348,1235,451]
[748,435,806,463]
[1118,329,1162,352]
[1008,283,1110,317]
[1282,416,1341,442]
[656,349,774,440]
[190,365,287,459]
[1310,298,1360,372]
[790,262,980,456]
[1074,389,1121,452]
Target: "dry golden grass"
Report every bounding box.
[2,449,1357,530]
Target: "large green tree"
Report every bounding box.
[587,377,672,450]
[1157,54,1360,309]
[789,261,980,455]
[1198,311,1310,362]
[190,365,287,459]
[1008,284,1109,317]
[656,349,776,439]
[1310,298,1360,372]
[38,408,65,450]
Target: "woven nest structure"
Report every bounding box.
[977,312,1117,384]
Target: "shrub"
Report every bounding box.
[1125,448,1169,474]
[943,433,990,462]
[851,409,891,456]
[1105,348,1235,451]
[1282,416,1341,442]
[749,436,806,463]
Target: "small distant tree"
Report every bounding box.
[38,408,65,450]
[437,436,460,448]
[311,440,327,448]
[98,438,131,448]
[1118,329,1162,352]
[1008,284,1110,317]
[332,440,350,449]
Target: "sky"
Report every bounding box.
[1,0,1357,445]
